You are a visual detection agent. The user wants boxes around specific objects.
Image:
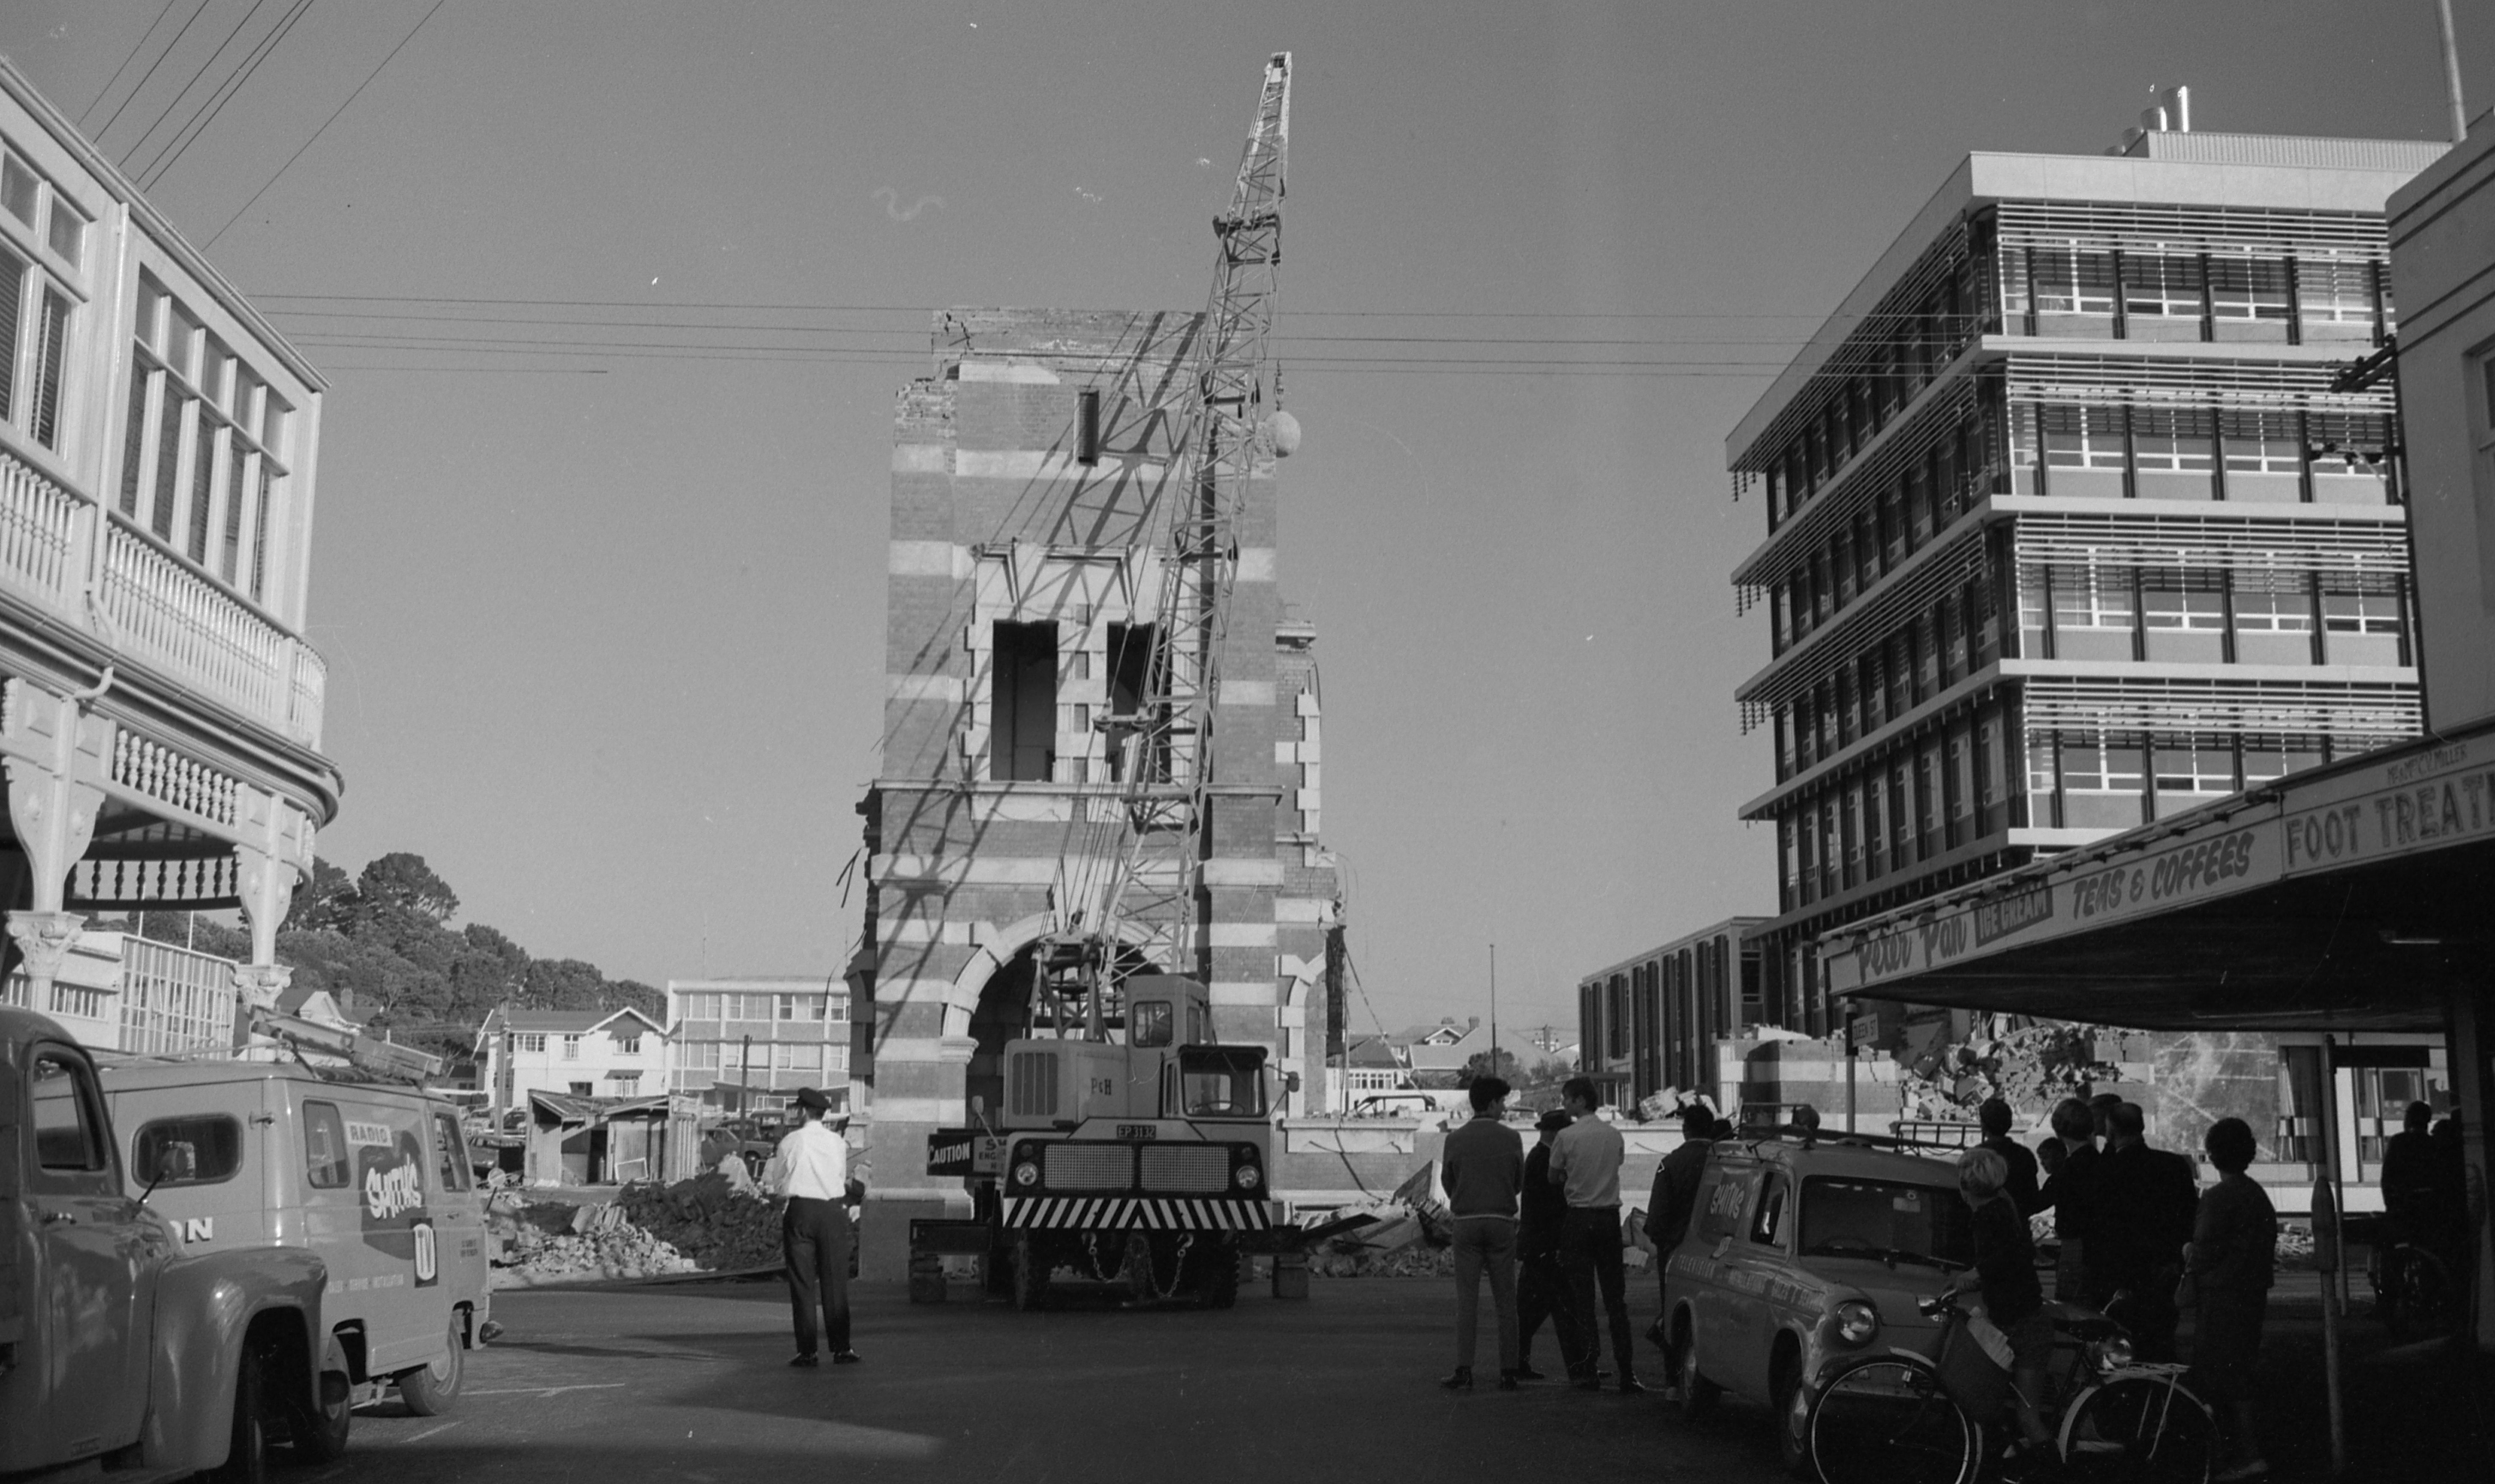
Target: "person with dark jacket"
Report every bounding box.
[2187,1118,2275,1482]
[1977,1096,2043,1218]
[1438,1076,1525,1391]
[2035,1098,2100,1301]
[2092,1101,2199,1360]
[1642,1103,1716,1353]
[1953,1147,2054,1460]
[1515,1108,1581,1380]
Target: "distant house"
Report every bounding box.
[477,1006,669,1105]
[1392,1017,1488,1076]
[1341,1034,1413,1097]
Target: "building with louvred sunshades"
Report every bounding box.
[1722,98,2446,1046]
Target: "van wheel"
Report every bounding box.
[1670,1315,1720,1421]
[208,1347,270,1484]
[398,1315,465,1415]
[291,1369,352,1462]
[1772,1354,1811,1477]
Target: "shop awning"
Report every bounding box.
[1819,715,2495,1031]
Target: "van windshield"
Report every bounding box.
[1797,1177,1971,1269]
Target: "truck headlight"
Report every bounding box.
[1835,1299,1880,1345]
[1234,1163,1262,1190]
[1012,1161,1041,1188]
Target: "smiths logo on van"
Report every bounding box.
[354,1125,439,1287]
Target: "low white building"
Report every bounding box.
[477,1006,669,1106]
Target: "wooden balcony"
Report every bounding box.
[0,442,323,749]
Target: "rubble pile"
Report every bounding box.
[614,1173,788,1272]
[1310,1244,1457,1279]
[488,1195,700,1287]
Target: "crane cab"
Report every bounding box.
[996,974,1272,1132]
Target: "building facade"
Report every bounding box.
[1577,917,1766,1109]
[1723,120,2446,1037]
[858,308,1340,1246]
[0,60,332,1029]
[663,975,850,1111]
[479,1006,670,1105]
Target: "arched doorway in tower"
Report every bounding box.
[962,941,1160,1120]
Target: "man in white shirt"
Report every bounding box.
[767,1087,860,1366]
[1547,1076,1641,1392]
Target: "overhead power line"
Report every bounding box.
[90,0,216,146]
[135,0,324,193]
[118,0,283,181]
[79,0,184,129]
[204,0,448,250]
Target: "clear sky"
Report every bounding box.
[0,2,2483,1042]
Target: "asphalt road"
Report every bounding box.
[330,1276,1799,1484]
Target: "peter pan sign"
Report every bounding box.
[1837,820,2283,990]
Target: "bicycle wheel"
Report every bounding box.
[2385,1246,2451,1339]
[2060,1375,2216,1484]
[1806,1356,1980,1484]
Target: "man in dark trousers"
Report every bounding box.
[2037,1097,2101,1300]
[1438,1076,1525,1391]
[2092,1101,2198,1360]
[1642,1103,1716,1361]
[1977,1096,2043,1217]
[1515,1108,1581,1381]
[768,1087,860,1367]
[1548,1076,1642,1392]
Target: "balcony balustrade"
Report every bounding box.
[0,442,323,749]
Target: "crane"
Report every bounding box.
[1055,50,1291,1023]
[913,55,1305,1311]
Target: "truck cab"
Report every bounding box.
[0,1006,329,1484]
[917,974,1280,1310]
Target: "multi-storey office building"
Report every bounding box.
[1577,917,1765,1109]
[663,976,851,1112]
[0,60,333,1026]
[1724,122,2446,1034]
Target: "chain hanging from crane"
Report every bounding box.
[1068,53,1290,1020]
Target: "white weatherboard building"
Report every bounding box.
[478,1006,670,1106]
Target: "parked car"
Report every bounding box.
[97,1059,494,1429]
[3,1006,331,1484]
[1661,1133,1974,1475]
[1346,1090,1468,1119]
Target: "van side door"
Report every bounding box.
[430,1109,490,1307]
[1727,1170,1794,1392]
[13,1042,168,1465]
[1688,1164,1759,1382]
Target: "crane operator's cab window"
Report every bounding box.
[1131,999,1174,1047]
[991,621,1059,781]
[1177,1048,1267,1118]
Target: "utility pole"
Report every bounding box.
[738,1033,753,1115]
[2439,0,2470,144]
[1488,943,1498,1075]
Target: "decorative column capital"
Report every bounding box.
[6,909,87,986]
[233,962,294,1011]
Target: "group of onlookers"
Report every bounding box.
[2380,1099,2472,1301]
[1436,1075,1665,1391]
[1439,1082,2288,1481]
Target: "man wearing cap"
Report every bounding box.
[1514,1106,1582,1380]
[768,1087,860,1367]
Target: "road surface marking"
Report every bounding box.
[464,1383,629,1397]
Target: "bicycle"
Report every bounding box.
[2368,1237,2455,1340]
[1807,1288,2218,1484]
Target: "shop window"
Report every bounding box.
[2153,736,2236,819]
[2298,257,2378,343]
[2141,570,2225,663]
[2051,564,2136,661]
[2209,255,2291,342]
[2132,408,2217,500]
[2231,571,2317,665]
[991,620,1060,781]
[2219,410,2302,503]
[2040,405,2125,499]
[2060,734,2146,830]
